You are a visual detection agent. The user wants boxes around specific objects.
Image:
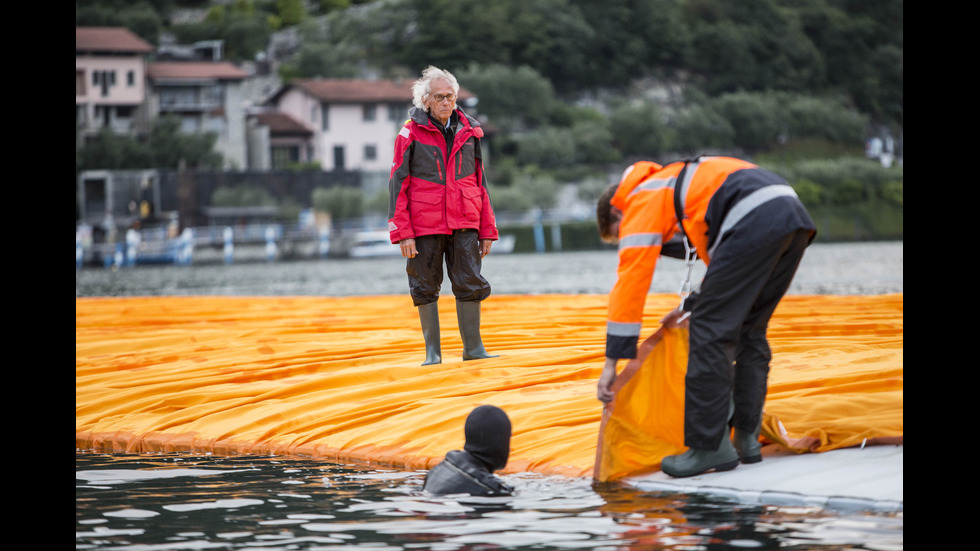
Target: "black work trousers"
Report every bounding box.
[407,230,491,306]
[683,228,813,450]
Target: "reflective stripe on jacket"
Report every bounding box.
[606,156,813,360]
[387,106,498,244]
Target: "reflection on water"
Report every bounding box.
[76,451,902,550]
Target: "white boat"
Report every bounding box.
[348,231,401,258]
[494,234,516,253]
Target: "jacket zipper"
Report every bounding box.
[434,150,443,181]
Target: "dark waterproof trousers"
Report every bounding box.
[683,228,813,450]
[407,229,491,306]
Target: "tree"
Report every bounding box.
[708,92,783,153]
[277,0,306,27]
[458,64,558,130]
[669,104,736,155]
[76,0,164,45]
[76,117,223,172]
[609,100,669,157]
[146,117,223,169]
[312,186,364,227]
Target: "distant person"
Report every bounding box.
[595,156,816,478]
[387,65,499,366]
[423,405,513,496]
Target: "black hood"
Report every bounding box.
[462,405,511,471]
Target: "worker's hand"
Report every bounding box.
[400,238,418,258]
[597,358,619,403]
[479,238,493,258]
[661,307,690,329]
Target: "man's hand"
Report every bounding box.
[597,357,619,403]
[400,238,418,258]
[479,238,493,258]
[661,306,690,329]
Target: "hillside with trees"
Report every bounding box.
[76,0,903,241]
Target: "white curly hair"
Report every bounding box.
[411,66,459,110]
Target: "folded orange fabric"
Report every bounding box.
[76,293,903,479]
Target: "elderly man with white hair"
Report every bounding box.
[387,66,499,366]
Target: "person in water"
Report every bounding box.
[423,405,513,496]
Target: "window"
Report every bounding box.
[76,70,86,96]
[271,146,300,169]
[201,85,222,107]
[320,103,329,130]
[127,70,135,86]
[159,87,197,109]
[92,70,116,97]
[364,144,377,161]
[388,103,406,122]
[363,104,376,122]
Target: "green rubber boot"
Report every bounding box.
[661,437,740,478]
[456,300,499,361]
[733,426,762,464]
[418,302,442,366]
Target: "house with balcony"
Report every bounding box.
[146,61,251,170]
[258,78,478,192]
[76,27,155,144]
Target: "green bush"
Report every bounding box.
[708,92,783,152]
[211,184,277,206]
[312,186,364,223]
[808,204,903,242]
[792,178,823,206]
[881,181,903,207]
[609,100,669,157]
[365,188,389,215]
[827,179,865,205]
[669,104,736,154]
[489,185,534,213]
[515,127,577,167]
[784,95,867,146]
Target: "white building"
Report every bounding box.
[260,78,478,182]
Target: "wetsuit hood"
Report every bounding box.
[463,405,511,471]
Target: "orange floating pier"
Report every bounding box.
[76,293,903,488]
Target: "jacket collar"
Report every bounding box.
[409,106,482,135]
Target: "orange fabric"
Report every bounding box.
[76,293,903,479]
[594,328,688,481]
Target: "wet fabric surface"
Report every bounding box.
[76,293,903,479]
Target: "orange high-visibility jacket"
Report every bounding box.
[605,156,810,360]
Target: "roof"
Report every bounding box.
[250,111,314,137]
[147,62,249,81]
[76,27,154,54]
[272,78,475,104]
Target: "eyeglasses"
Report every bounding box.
[430,93,456,103]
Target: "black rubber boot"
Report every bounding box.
[660,437,741,478]
[418,302,441,366]
[456,300,499,360]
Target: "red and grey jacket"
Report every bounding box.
[605,156,815,360]
[387,106,498,243]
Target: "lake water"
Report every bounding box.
[76,242,903,550]
[75,241,903,297]
[76,451,903,550]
